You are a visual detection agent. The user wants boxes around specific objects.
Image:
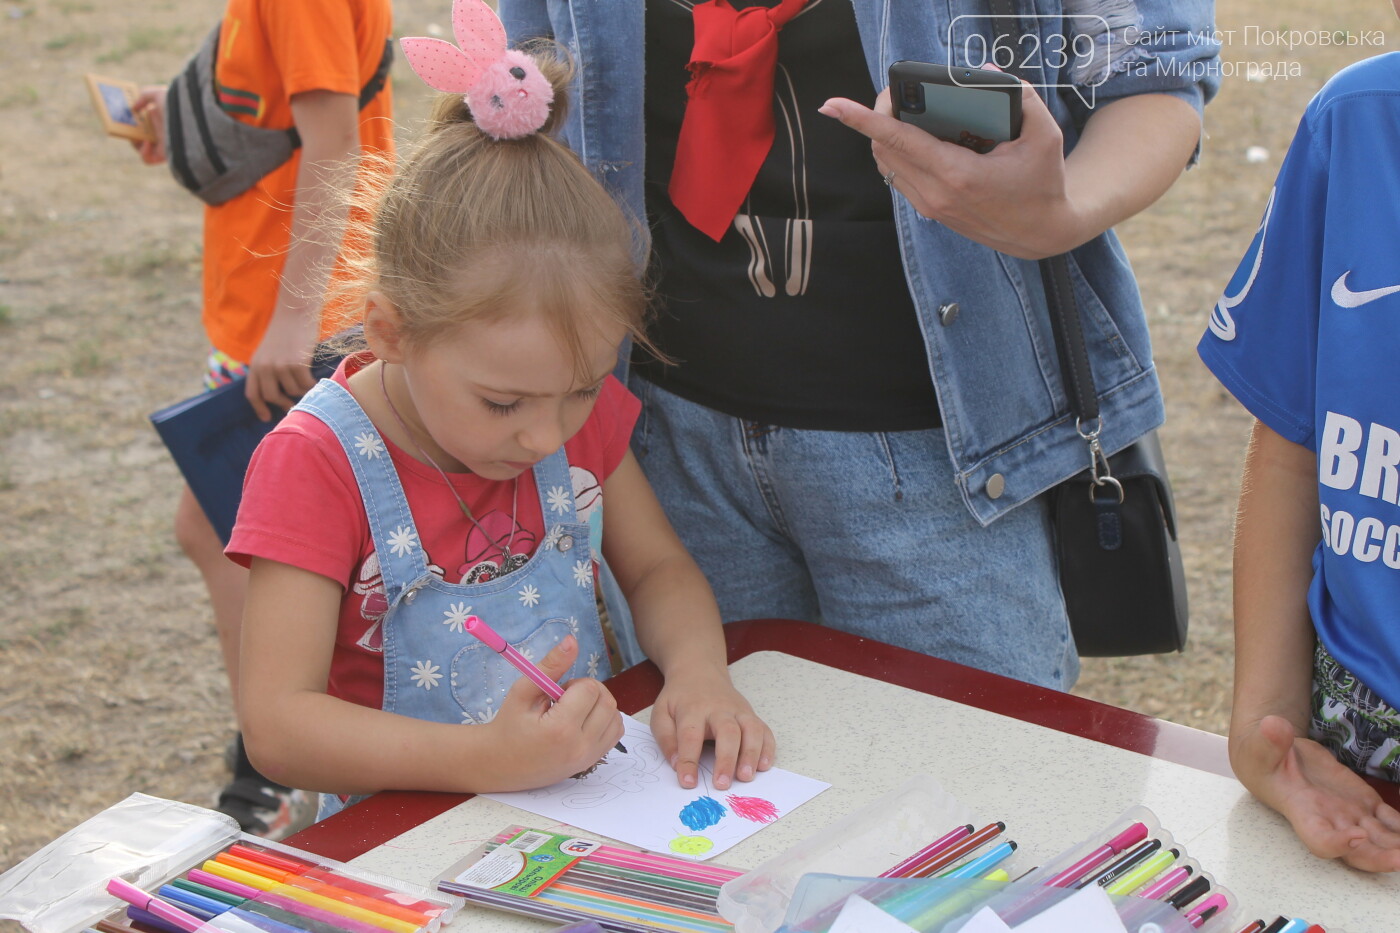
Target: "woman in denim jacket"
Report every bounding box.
[499,0,1219,689]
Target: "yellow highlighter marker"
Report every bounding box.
[1104,848,1179,898]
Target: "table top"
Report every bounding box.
[283,619,1400,931]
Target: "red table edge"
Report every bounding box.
[283,618,1398,861]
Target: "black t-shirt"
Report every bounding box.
[634,0,940,431]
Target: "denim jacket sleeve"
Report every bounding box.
[1059,0,1222,142]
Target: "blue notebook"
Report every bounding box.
[149,358,337,544]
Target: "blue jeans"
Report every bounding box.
[630,377,1078,690]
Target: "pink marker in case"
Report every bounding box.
[106,877,204,933]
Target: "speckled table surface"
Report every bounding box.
[334,650,1398,932]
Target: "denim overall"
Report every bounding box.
[294,380,610,819]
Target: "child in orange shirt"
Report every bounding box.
[132,0,393,838]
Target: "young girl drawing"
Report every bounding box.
[228,1,774,817]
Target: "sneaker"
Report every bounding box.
[216,776,317,841]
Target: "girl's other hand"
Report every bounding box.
[1233,714,1400,872]
[487,635,625,787]
[650,666,775,792]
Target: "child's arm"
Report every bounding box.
[1230,420,1400,872]
[238,558,625,795]
[600,452,776,791]
[244,90,360,422]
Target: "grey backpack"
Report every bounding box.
[165,24,392,206]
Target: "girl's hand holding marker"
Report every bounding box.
[478,634,627,787]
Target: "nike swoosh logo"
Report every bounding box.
[1332,271,1400,308]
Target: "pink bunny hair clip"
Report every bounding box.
[400,0,554,140]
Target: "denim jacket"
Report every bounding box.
[499,0,1219,525]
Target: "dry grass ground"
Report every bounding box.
[1,0,1396,884]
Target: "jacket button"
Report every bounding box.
[938,301,960,325]
[985,473,1005,499]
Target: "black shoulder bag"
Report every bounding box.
[988,0,1189,655]
[1039,258,1190,656]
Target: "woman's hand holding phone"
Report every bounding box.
[818,66,1091,260]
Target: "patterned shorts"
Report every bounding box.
[1309,640,1400,782]
[203,348,249,390]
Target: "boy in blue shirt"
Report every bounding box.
[1199,6,1400,872]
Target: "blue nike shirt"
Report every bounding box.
[1200,53,1400,711]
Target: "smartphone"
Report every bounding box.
[888,61,1022,153]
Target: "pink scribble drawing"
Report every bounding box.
[725,794,780,824]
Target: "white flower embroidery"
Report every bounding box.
[546,485,571,514]
[573,559,593,588]
[519,644,536,662]
[518,584,541,607]
[410,659,442,690]
[442,602,472,633]
[462,700,498,725]
[541,526,564,551]
[353,432,385,459]
[567,616,580,636]
[387,525,418,557]
[586,652,601,678]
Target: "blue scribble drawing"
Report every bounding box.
[678,795,727,831]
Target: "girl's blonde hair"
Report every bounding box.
[329,44,654,379]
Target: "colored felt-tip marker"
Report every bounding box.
[106,878,204,933]
[1165,874,1212,911]
[1103,847,1178,897]
[1187,893,1229,928]
[1138,864,1193,901]
[1044,821,1150,888]
[466,615,626,754]
[1078,837,1162,889]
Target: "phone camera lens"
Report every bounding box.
[898,80,924,113]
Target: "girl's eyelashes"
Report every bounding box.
[482,397,522,416]
[479,383,601,416]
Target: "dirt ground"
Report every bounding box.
[1,0,1396,881]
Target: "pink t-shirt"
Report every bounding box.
[227,355,640,709]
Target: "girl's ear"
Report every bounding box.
[364,292,407,363]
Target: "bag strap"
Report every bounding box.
[987,0,1116,491]
[285,38,395,150]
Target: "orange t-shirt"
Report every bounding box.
[202,0,394,363]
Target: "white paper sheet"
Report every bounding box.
[481,714,829,860]
[956,907,1016,933]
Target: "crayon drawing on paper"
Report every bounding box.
[481,714,829,859]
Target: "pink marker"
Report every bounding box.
[1044,821,1151,888]
[1138,865,1194,900]
[465,615,627,753]
[1187,892,1229,928]
[885,824,975,877]
[106,878,203,933]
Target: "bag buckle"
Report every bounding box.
[1076,416,1124,504]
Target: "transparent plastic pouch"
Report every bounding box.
[0,793,457,933]
[717,775,977,933]
[777,874,1200,933]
